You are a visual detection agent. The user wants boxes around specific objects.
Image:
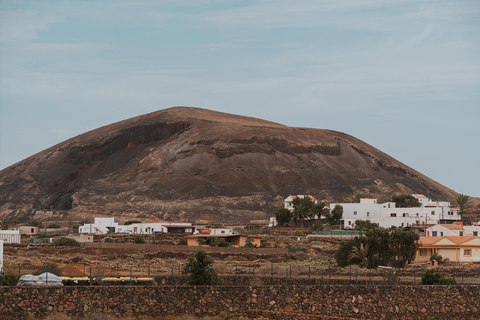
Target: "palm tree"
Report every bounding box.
[454,194,472,213]
[349,243,370,268]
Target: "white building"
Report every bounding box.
[79,218,119,234]
[427,222,480,237]
[0,230,21,244]
[78,218,193,234]
[330,194,461,229]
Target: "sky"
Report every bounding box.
[0,0,479,197]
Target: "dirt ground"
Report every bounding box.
[3,232,480,285]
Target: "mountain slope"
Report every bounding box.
[0,107,457,223]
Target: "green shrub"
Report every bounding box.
[51,237,80,247]
[421,269,455,285]
[1,269,20,286]
[133,236,145,244]
[430,253,443,263]
[179,238,188,245]
[208,237,231,247]
[102,236,115,243]
[243,236,257,248]
[293,230,304,236]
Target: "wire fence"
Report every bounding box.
[1,262,479,286]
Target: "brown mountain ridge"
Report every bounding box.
[0,107,457,223]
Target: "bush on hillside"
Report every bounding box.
[51,237,80,247]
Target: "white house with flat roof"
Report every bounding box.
[79,218,193,234]
[427,222,480,237]
[330,194,461,229]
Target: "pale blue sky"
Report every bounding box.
[1,1,479,197]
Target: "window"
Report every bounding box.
[348,221,352,225]
[420,249,427,256]
[464,249,471,256]
[403,213,409,217]
[432,231,437,237]
[431,211,435,215]
[390,213,396,217]
[460,231,463,236]
[474,232,478,236]
[354,211,357,215]
[221,231,225,234]
[367,212,370,217]
[440,232,443,237]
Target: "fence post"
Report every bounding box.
[18,263,21,279]
[171,268,174,286]
[0,267,3,286]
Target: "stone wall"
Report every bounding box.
[0,285,478,319]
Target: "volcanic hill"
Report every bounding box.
[0,107,457,223]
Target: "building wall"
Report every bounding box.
[18,226,38,235]
[0,230,21,244]
[437,248,458,261]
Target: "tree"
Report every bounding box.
[391,194,421,208]
[243,236,257,248]
[349,243,370,268]
[454,194,472,213]
[354,220,380,231]
[275,208,292,226]
[335,226,419,268]
[182,250,220,285]
[330,205,343,225]
[291,196,327,228]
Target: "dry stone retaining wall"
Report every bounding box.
[0,285,478,319]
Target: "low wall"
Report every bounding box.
[81,242,288,254]
[1,285,478,319]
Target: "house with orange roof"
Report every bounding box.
[417,236,480,262]
[186,234,266,247]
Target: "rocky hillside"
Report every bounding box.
[0,107,458,223]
